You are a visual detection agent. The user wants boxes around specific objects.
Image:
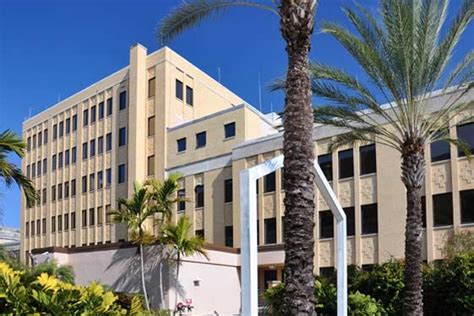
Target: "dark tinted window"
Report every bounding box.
[119,91,127,110]
[82,142,87,159]
[195,229,204,238]
[195,185,204,208]
[460,190,474,224]
[431,140,450,162]
[106,169,112,186]
[53,124,57,139]
[59,121,64,137]
[91,105,96,123]
[89,208,95,226]
[318,154,332,181]
[44,129,48,143]
[319,210,334,238]
[72,115,77,131]
[457,123,474,157]
[178,189,186,212]
[98,136,104,154]
[99,102,104,119]
[224,179,233,203]
[361,203,378,234]
[339,149,354,179]
[107,98,113,116]
[264,172,276,193]
[176,79,183,100]
[264,218,277,244]
[82,210,87,227]
[344,207,355,236]
[118,164,126,184]
[225,226,233,247]
[433,193,453,226]
[224,122,236,138]
[119,127,126,147]
[82,176,87,193]
[83,109,88,126]
[196,131,206,148]
[71,179,76,196]
[65,118,70,134]
[177,138,186,152]
[90,139,95,157]
[71,147,77,164]
[360,144,376,175]
[106,133,112,151]
[186,86,193,105]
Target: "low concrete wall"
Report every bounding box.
[47,244,241,315]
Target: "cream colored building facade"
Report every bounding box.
[22,44,474,290]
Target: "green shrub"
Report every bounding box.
[348,291,384,315]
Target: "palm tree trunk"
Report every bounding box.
[175,251,180,312]
[139,244,150,310]
[279,1,317,314]
[401,143,425,316]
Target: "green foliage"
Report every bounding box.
[314,276,337,314]
[262,282,285,315]
[348,291,384,316]
[442,229,474,258]
[423,252,474,315]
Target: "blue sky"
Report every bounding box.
[0,0,471,228]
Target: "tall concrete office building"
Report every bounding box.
[21,44,474,288]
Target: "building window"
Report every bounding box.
[64,213,69,230]
[186,86,193,105]
[68,212,75,229]
[264,172,276,193]
[107,98,113,116]
[52,155,57,171]
[433,193,453,227]
[32,163,36,178]
[339,149,354,179]
[98,171,104,189]
[106,168,112,186]
[25,222,29,237]
[119,127,126,147]
[98,136,104,155]
[225,226,233,247]
[58,183,63,199]
[148,77,156,98]
[460,190,474,224]
[99,102,104,119]
[72,115,77,131]
[71,179,76,196]
[148,116,155,136]
[196,131,206,148]
[178,189,186,212]
[64,181,69,198]
[90,139,96,157]
[431,140,450,162]
[318,154,333,181]
[42,218,46,234]
[44,128,48,144]
[224,179,233,203]
[42,188,47,204]
[59,121,64,137]
[147,156,155,176]
[51,185,56,201]
[224,122,236,139]
[71,147,77,164]
[53,124,57,140]
[106,133,112,151]
[26,165,30,179]
[58,152,63,169]
[177,138,186,152]
[83,109,88,126]
[360,144,376,175]
[38,131,42,147]
[36,220,40,235]
[89,208,95,226]
[37,161,41,175]
[42,158,47,174]
[32,135,36,149]
[361,203,378,234]
[65,149,70,166]
[82,210,87,227]
[97,206,103,225]
[195,185,204,208]
[30,220,35,236]
[89,174,95,191]
[82,142,88,159]
[118,164,126,184]
[27,137,31,151]
[264,218,277,244]
[319,210,334,238]
[344,206,355,236]
[57,215,62,232]
[457,123,474,157]
[82,176,87,193]
[51,216,56,233]
[119,91,127,110]
[176,79,183,100]
[195,229,204,238]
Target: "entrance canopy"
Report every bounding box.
[240,155,347,316]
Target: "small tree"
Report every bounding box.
[160,215,208,311]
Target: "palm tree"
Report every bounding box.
[160,215,208,312]
[159,1,318,313]
[307,1,473,314]
[109,182,155,310]
[0,130,36,207]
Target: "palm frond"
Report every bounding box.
[0,155,37,207]
[0,130,27,157]
[158,0,278,45]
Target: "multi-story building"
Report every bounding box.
[21,44,474,292]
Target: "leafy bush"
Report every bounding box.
[348,291,384,316]
[0,261,147,315]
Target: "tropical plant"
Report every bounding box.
[0,129,36,207]
[110,181,156,310]
[442,229,474,258]
[305,1,473,314]
[160,215,208,311]
[158,1,318,312]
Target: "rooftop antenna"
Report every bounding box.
[258,72,262,111]
[217,67,221,83]
[270,101,273,113]
[57,93,61,103]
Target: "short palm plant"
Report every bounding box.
[309,1,473,314]
[160,215,208,311]
[144,173,183,225]
[0,130,36,207]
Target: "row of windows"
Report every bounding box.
[80,169,113,193]
[422,189,474,227]
[82,132,115,160]
[27,129,49,151]
[430,123,474,162]
[319,204,378,239]
[176,122,236,153]
[175,79,193,106]
[25,205,113,237]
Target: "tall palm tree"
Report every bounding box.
[0,130,36,207]
[160,215,208,311]
[159,1,318,313]
[109,182,155,310]
[307,1,473,314]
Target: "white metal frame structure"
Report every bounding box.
[240,155,347,316]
